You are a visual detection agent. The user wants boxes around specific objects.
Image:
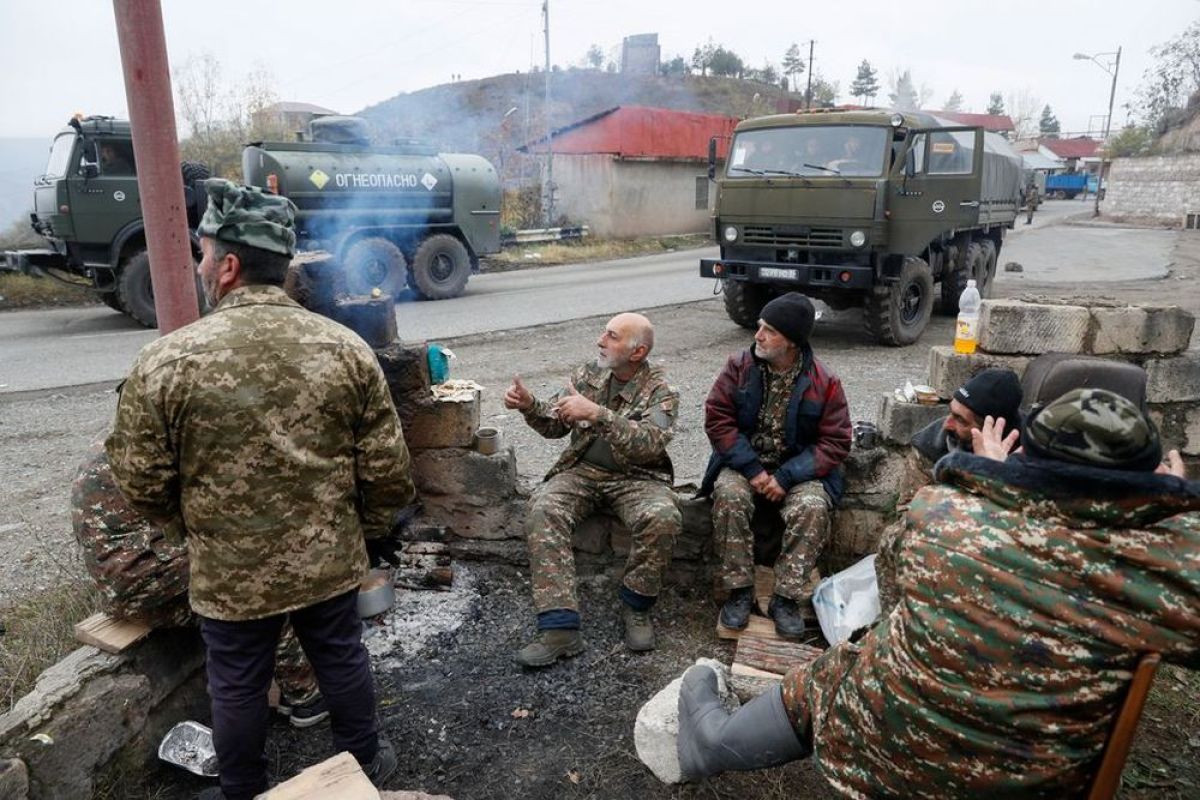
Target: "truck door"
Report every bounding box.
[66,137,141,263]
[886,126,983,257]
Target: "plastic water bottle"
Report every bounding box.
[954,279,981,354]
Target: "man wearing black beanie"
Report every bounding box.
[699,293,852,638]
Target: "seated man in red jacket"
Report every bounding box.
[700,293,852,638]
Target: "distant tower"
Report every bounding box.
[621,33,660,76]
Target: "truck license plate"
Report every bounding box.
[759,267,797,280]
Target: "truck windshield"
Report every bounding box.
[44,133,78,179]
[727,126,887,178]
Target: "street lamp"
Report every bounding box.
[1073,48,1122,217]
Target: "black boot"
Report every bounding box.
[719,586,754,630]
[768,594,805,639]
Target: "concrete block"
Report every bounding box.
[828,509,888,560]
[978,300,1090,354]
[928,347,1031,398]
[0,647,121,742]
[419,494,525,541]
[405,391,480,449]
[1089,306,1195,356]
[876,395,950,445]
[376,344,431,425]
[843,446,907,497]
[0,759,29,800]
[1149,402,1200,456]
[412,448,517,498]
[635,658,734,785]
[571,515,612,555]
[1145,353,1200,403]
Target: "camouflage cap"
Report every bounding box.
[197,178,297,257]
[1023,387,1162,471]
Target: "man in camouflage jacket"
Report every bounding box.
[677,388,1199,799]
[504,312,680,667]
[106,180,415,800]
[700,293,851,638]
[72,443,325,725]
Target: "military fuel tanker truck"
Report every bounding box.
[4,115,501,327]
[700,109,1024,345]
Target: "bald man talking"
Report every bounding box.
[505,313,681,667]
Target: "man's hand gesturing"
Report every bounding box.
[554,383,602,426]
[504,374,534,411]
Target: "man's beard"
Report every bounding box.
[200,274,220,308]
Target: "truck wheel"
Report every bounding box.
[99,291,125,312]
[979,240,998,297]
[181,161,212,226]
[343,237,408,297]
[865,256,933,346]
[117,251,158,328]
[722,281,771,329]
[410,234,470,300]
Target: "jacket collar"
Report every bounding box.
[212,284,300,314]
[750,342,813,379]
[586,360,651,404]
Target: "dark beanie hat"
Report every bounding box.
[760,293,816,346]
[954,368,1022,432]
[1022,387,1162,471]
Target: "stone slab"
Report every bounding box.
[1089,306,1195,356]
[828,508,888,560]
[928,347,1031,399]
[842,445,907,498]
[0,647,120,741]
[634,658,734,785]
[411,448,517,498]
[418,494,524,541]
[1149,402,1200,457]
[876,395,950,445]
[978,300,1090,355]
[405,392,480,450]
[1145,353,1200,403]
[0,758,28,800]
[571,515,613,555]
[262,751,378,799]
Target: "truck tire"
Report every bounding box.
[979,240,998,297]
[181,160,211,184]
[722,280,772,329]
[117,250,157,327]
[960,242,988,298]
[99,291,125,312]
[343,237,407,297]
[410,234,470,300]
[181,161,212,227]
[940,247,968,316]
[864,256,933,346]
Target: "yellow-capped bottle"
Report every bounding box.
[954,279,981,354]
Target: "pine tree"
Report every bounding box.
[943,89,964,112]
[850,59,880,104]
[888,70,919,110]
[987,91,1006,115]
[782,42,806,89]
[1039,104,1061,138]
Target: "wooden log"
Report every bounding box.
[734,633,823,676]
[73,612,151,654]
[261,751,379,799]
[729,662,783,702]
[717,613,777,641]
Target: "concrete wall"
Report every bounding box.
[1105,153,1200,224]
[550,154,711,238]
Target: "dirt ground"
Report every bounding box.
[3,225,1199,799]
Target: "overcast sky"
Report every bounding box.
[1,0,1196,140]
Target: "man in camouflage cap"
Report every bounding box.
[504,312,680,666]
[675,388,1198,798]
[71,443,328,727]
[107,179,416,800]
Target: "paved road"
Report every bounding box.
[0,207,1178,395]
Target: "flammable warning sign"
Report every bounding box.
[309,169,330,190]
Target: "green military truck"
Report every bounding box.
[700,109,1024,345]
[5,115,501,327]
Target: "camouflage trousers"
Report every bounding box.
[525,463,680,613]
[711,468,832,600]
[874,518,905,616]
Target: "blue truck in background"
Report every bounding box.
[1044,173,1090,199]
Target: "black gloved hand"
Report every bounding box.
[364,537,401,568]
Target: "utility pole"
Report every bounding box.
[1073,47,1121,218]
[542,0,554,227]
[805,40,815,110]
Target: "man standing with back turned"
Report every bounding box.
[701,292,851,638]
[107,179,416,800]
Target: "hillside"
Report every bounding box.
[356,69,796,182]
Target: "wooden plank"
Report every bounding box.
[262,751,379,800]
[1087,653,1162,800]
[717,613,778,641]
[731,662,782,680]
[73,612,151,654]
[734,633,824,676]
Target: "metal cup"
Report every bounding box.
[475,426,501,455]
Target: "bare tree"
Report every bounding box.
[1005,88,1042,140]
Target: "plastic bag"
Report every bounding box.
[811,554,880,646]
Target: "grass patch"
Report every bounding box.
[0,581,101,712]
[0,272,100,311]
[485,234,710,271]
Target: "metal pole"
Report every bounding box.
[542,0,554,227]
[1094,46,1121,218]
[805,41,814,110]
[112,0,198,334]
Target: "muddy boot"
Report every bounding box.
[719,586,754,630]
[514,629,585,667]
[622,605,655,652]
[362,737,398,787]
[768,594,805,639]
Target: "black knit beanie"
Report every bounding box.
[954,368,1023,433]
[760,293,816,346]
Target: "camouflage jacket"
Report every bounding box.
[106,285,416,621]
[521,360,678,483]
[784,450,1200,799]
[71,444,191,626]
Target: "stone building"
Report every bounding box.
[620,33,660,76]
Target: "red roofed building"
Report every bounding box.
[1040,137,1101,160]
[931,111,1015,135]
[521,106,739,237]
